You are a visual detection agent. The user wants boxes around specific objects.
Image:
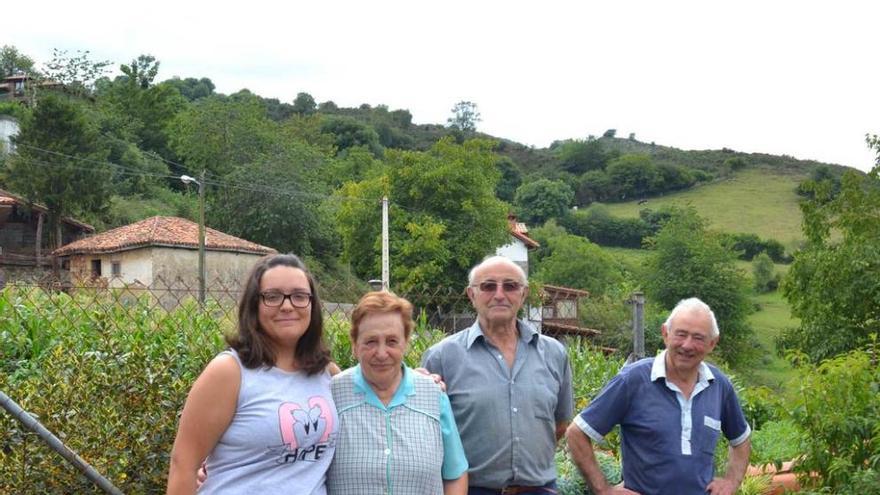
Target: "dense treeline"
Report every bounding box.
[2,45,876,369]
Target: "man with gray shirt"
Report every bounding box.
[422,256,574,495]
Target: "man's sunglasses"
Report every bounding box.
[473,281,524,293]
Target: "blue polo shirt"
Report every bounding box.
[574,351,750,495]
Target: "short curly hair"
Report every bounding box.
[350,291,415,343]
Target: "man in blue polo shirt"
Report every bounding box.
[565,297,751,495]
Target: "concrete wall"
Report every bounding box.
[0,115,19,154]
[495,236,530,277]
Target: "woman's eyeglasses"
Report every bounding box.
[260,291,313,308]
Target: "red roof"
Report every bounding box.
[507,213,539,249]
[53,216,276,256]
[0,188,95,232]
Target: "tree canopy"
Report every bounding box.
[335,138,508,292]
[781,136,880,362]
[644,207,754,365]
[5,93,112,247]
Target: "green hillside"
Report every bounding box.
[599,168,808,249]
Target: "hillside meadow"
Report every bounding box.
[599,168,808,250]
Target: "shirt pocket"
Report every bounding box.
[699,415,722,455]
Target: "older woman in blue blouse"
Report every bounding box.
[328,291,468,495]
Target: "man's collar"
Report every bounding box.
[650,350,715,383]
[465,319,537,349]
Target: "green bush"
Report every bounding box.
[789,341,880,492]
[0,288,228,493]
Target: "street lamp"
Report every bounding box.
[180,173,206,306]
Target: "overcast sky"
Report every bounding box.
[6,0,878,171]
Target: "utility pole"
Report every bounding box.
[381,196,389,291]
[181,173,207,306]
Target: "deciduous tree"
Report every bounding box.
[335,138,508,291]
[5,93,111,247]
[781,135,880,362]
[644,207,754,365]
[447,101,481,132]
[514,178,573,225]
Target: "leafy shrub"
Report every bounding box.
[0,288,228,493]
[749,419,804,467]
[789,342,880,492]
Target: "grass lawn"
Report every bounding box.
[746,291,799,390]
[598,168,807,250]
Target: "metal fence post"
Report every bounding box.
[0,390,124,495]
[628,291,646,363]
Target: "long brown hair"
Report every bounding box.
[228,253,330,374]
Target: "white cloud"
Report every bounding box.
[6,0,878,170]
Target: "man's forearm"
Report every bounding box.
[723,438,751,487]
[565,424,611,494]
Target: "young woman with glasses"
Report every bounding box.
[167,253,339,495]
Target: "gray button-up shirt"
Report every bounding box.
[421,319,574,488]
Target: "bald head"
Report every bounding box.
[468,256,527,288]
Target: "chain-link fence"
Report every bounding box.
[0,275,619,493]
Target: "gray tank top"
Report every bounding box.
[198,350,338,495]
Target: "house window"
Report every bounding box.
[111,261,121,277]
[91,259,102,278]
[557,300,577,319]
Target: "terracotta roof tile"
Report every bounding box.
[507,213,539,249]
[0,195,16,206]
[53,216,276,256]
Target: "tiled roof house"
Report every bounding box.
[53,216,275,289]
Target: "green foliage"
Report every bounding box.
[162,76,215,101]
[0,288,227,493]
[0,45,36,78]
[533,233,624,295]
[605,153,661,200]
[41,48,111,98]
[724,232,788,262]
[788,343,880,492]
[644,207,755,365]
[96,56,186,161]
[168,92,278,177]
[556,447,621,495]
[575,169,612,205]
[561,204,651,248]
[446,101,481,132]
[749,419,804,467]
[751,253,778,293]
[292,92,317,115]
[556,138,617,175]
[320,115,383,157]
[4,93,112,248]
[495,156,522,202]
[209,144,340,263]
[781,147,880,362]
[335,138,509,292]
[514,178,574,225]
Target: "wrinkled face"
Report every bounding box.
[661,309,717,375]
[257,266,312,350]
[354,312,408,386]
[467,261,528,326]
